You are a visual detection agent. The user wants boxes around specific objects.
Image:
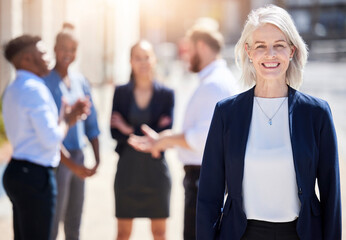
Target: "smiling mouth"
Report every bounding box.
[262,63,280,68]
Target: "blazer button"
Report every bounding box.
[298,188,302,195]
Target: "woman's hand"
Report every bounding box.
[70,164,96,179]
[158,115,172,128]
[110,112,134,135]
[60,146,95,179]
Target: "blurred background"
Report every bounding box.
[0,0,346,239]
[1,0,345,93]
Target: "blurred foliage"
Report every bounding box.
[0,99,7,145]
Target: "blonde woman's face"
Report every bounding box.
[246,23,295,84]
[130,44,156,77]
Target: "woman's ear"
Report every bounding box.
[290,45,296,58]
[245,43,252,61]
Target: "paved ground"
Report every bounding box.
[0,60,346,240]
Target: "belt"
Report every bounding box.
[247,219,298,231]
[11,158,56,170]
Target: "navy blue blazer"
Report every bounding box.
[197,86,341,240]
[110,81,174,155]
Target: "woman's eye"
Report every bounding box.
[255,45,265,49]
[275,44,284,48]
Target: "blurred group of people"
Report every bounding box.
[2,23,100,240]
[1,4,342,240]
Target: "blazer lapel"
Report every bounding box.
[287,86,304,197]
[149,81,160,124]
[227,87,254,196]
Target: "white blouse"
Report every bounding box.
[242,97,300,222]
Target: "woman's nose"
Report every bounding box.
[266,46,276,58]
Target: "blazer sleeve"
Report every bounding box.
[110,86,129,142]
[154,88,175,133]
[196,103,226,240]
[317,102,341,240]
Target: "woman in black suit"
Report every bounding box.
[110,40,174,240]
[196,5,341,240]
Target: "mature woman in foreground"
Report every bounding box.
[196,5,341,240]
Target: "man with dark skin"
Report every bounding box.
[2,35,92,240]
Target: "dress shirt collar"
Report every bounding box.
[198,59,227,81]
[16,69,44,83]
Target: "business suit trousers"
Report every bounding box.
[2,159,57,240]
[183,165,201,240]
[241,219,299,240]
[51,149,85,240]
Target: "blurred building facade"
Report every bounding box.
[282,0,346,60]
[0,0,140,95]
[140,0,346,43]
[140,0,346,60]
[1,0,345,95]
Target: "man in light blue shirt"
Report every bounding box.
[43,24,100,240]
[2,35,91,240]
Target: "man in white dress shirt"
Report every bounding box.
[1,35,91,240]
[129,19,238,240]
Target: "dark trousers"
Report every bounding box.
[241,219,300,240]
[183,165,201,240]
[2,159,57,240]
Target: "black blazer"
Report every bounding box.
[110,81,174,155]
[197,86,341,240]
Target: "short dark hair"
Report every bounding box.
[3,35,41,62]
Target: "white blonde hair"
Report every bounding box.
[234,4,308,89]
